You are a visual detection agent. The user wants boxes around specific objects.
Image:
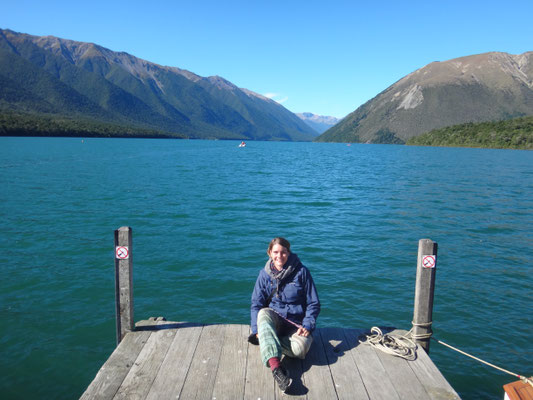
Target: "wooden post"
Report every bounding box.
[114,226,134,345]
[412,238,438,353]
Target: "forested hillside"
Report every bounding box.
[0,29,316,141]
[406,116,533,149]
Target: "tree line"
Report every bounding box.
[406,116,533,150]
[0,112,187,139]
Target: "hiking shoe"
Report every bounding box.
[272,366,291,393]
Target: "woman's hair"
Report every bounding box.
[267,237,291,255]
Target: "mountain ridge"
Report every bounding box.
[316,51,533,143]
[0,28,316,141]
[296,112,340,134]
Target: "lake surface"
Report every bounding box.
[1,137,531,399]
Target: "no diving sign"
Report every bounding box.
[116,246,129,260]
[422,255,436,268]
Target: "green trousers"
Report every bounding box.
[257,308,313,367]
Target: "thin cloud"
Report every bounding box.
[263,92,288,104]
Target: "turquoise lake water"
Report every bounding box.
[0,137,532,399]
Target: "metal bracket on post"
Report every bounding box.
[412,238,438,354]
[114,226,134,345]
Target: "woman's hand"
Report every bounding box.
[296,327,310,337]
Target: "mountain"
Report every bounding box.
[296,112,340,134]
[0,28,316,141]
[316,51,533,144]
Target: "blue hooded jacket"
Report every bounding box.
[250,253,320,334]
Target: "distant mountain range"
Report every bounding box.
[316,51,533,143]
[0,28,317,141]
[3,29,531,144]
[296,112,340,134]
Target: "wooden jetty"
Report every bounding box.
[81,318,460,399]
[81,228,460,399]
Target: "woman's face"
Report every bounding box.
[270,244,290,270]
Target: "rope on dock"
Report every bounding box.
[360,326,532,387]
[430,336,533,387]
[359,327,418,361]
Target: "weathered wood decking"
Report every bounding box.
[81,318,459,399]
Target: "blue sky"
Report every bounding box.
[2,0,532,119]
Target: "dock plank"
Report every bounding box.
[144,324,204,400]
[211,324,249,400]
[80,330,151,400]
[375,343,430,399]
[178,324,225,399]
[320,327,370,399]
[407,348,460,399]
[302,329,338,400]
[387,329,458,399]
[113,328,176,400]
[81,323,460,400]
[345,328,401,400]
[244,335,275,400]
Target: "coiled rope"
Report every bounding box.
[359,327,418,361]
[359,325,533,388]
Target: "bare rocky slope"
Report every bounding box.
[316,52,533,143]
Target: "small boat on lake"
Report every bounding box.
[238,141,246,147]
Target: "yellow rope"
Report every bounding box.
[431,337,533,387]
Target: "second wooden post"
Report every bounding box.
[412,238,438,353]
[114,226,134,345]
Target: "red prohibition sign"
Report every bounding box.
[422,255,436,268]
[116,246,129,259]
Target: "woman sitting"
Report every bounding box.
[249,237,321,392]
